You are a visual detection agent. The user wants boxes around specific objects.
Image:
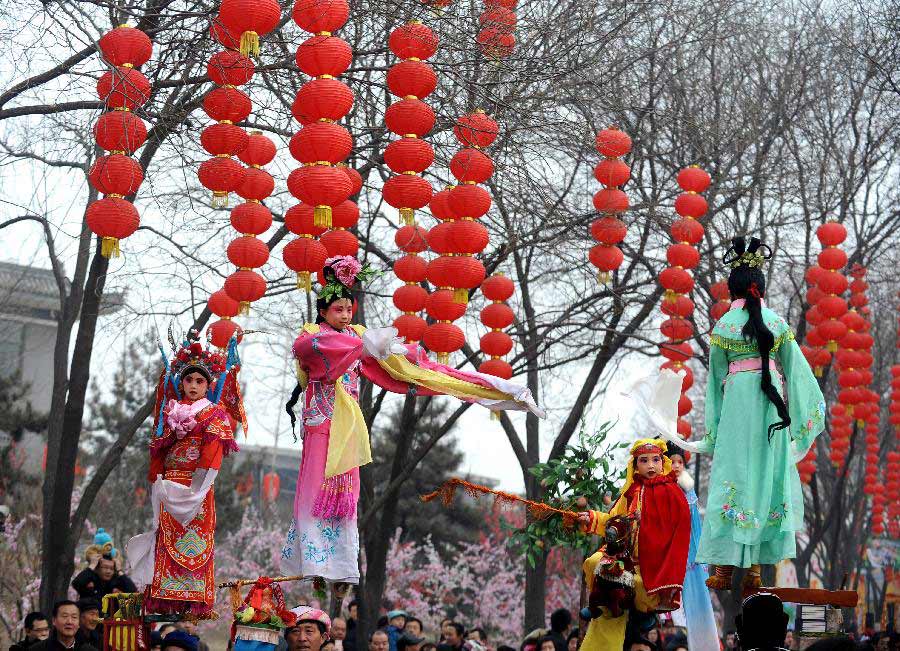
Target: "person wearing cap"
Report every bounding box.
[75,599,101,648]
[161,630,199,651]
[29,601,98,651]
[385,610,407,651]
[735,592,790,651]
[286,606,332,651]
[397,632,425,651]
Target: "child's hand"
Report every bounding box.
[577,512,592,525]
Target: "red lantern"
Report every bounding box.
[386,139,435,174]
[816,221,847,247]
[236,167,275,202]
[286,165,352,227]
[385,99,435,137]
[661,318,694,341]
[97,67,151,109]
[201,122,249,157]
[198,156,247,208]
[710,281,730,301]
[262,471,281,502]
[207,50,255,86]
[292,0,350,33]
[426,289,467,321]
[818,247,848,271]
[451,149,494,183]
[661,295,694,318]
[592,188,629,214]
[477,29,515,59]
[94,111,147,154]
[209,289,241,318]
[99,25,153,67]
[674,193,708,219]
[389,22,438,60]
[291,78,354,124]
[454,111,499,148]
[208,319,244,348]
[88,155,144,196]
[423,322,465,364]
[289,122,353,164]
[227,236,270,269]
[482,273,515,302]
[224,269,267,313]
[393,285,428,313]
[383,174,433,225]
[481,302,515,329]
[219,0,282,57]
[204,86,252,123]
[676,167,711,193]
[331,200,360,229]
[386,60,438,99]
[86,197,140,258]
[285,203,326,237]
[283,237,328,291]
[671,218,704,244]
[296,34,353,77]
[589,245,623,284]
[480,331,513,357]
[445,256,485,303]
[394,313,427,343]
[666,243,700,269]
[447,221,489,255]
[448,184,491,219]
[593,159,630,187]
[394,254,427,283]
[320,229,358,257]
[660,266,694,298]
[594,128,632,157]
[479,358,513,379]
[395,225,429,253]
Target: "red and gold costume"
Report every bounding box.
[580,438,690,651]
[127,332,244,616]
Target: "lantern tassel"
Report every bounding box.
[212,191,229,209]
[452,288,468,304]
[239,301,250,316]
[240,31,260,58]
[314,205,332,229]
[814,367,823,378]
[297,271,312,292]
[826,340,838,353]
[400,207,416,226]
[100,237,121,258]
[597,271,610,285]
[437,352,449,365]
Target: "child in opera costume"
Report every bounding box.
[652,236,826,593]
[280,256,545,591]
[666,449,719,651]
[127,328,246,616]
[578,439,690,651]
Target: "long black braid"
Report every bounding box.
[724,236,791,440]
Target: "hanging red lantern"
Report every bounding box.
[285,203,326,237]
[395,225,429,253]
[86,197,140,258]
[447,221,489,255]
[386,60,438,99]
[393,285,428,313]
[225,269,267,313]
[386,139,436,174]
[481,302,515,329]
[209,289,241,318]
[593,159,630,187]
[291,78,354,124]
[666,243,700,269]
[203,86,252,123]
[479,358,513,379]
[94,111,147,154]
[671,217,703,244]
[383,174,433,225]
[208,319,244,348]
[286,165,352,227]
[394,313,427,343]
[97,67,151,109]
[477,29,516,59]
[445,256,485,303]
[201,123,249,157]
[589,245,624,285]
[660,266,695,299]
[236,167,275,202]
[594,128,632,157]
[320,229,358,257]
[674,193,708,218]
[389,21,439,60]
[676,166,711,193]
[395,254,427,283]
[386,99,436,137]
[454,111,500,148]
[218,0,282,57]
[592,188,629,214]
[817,221,847,247]
[426,289,467,321]
[292,0,350,32]
[289,122,353,164]
[231,202,272,235]
[448,184,491,219]
[482,273,515,302]
[207,50,255,86]
[283,237,328,291]
[331,200,360,229]
[451,149,494,183]
[198,156,247,208]
[88,155,144,196]
[227,236,270,269]
[480,330,513,357]
[423,322,465,364]
[296,34,353,77]
[262,471,281,502]
[99,25,153,67]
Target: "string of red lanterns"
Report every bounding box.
[709,280,731,324]
[800,262,833,377]
[477,0,516,59]
[657,166,711,441]
[479,273,515,379]
[383,21,438,227]
[393,223,430,344]
[888,305,900,537]
[589,127,632,284]
[87,25,153,258]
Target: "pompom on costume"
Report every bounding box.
[579,438,690,651]
[127,327,245,617]
[280,257,545,586]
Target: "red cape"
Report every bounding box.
[627,472,690,594]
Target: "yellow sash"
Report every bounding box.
[299,323,517,478]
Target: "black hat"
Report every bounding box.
[76,598,100,614]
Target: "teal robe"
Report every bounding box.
[694,304,826,567]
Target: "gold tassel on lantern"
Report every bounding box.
[314,205,332,228]
[437,352,449,365]
[240,31,260,57]
[297,271,312,292]
[400,207,416,225]
[212,191,229,209]
[827,340,838,353]
[239,301,250,316]
[452,288,468,304]
[597,271,610,285]
[101,237,121,258]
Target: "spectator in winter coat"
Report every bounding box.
[30,601,98,651]
[10,611,50,650]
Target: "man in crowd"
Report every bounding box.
[75,599,101,648]
[11,611,50,650]
[175,620,209,651]
[344,600,359,651]
[625,638,653,651]
[397,632,425,651]
[404,618,424,639]
[370,630,390,651]
[71,554,136,601]
[547,609,572,651]
[736,592,790,651]
[161,630,199,651]
[30,601,97,651]
[285,607,332,651]
[467,628,487,648]
[442,623,465,651]
[332,617,348,651]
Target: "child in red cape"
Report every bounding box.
[578,438,691,651]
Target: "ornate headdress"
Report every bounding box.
[722,236,773,269]
[630,438,667,457]
[318,255,379,302]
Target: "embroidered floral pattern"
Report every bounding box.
[281,521,298,560]
[720,481,788,529]
[710,330,795,354]
[301,519,343,564]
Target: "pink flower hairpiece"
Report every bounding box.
[325,255,363,288]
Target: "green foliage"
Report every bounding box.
[511,422,628,567]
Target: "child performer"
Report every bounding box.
[280,256,544,592]
[578,439,690,651]
[666,449,718,651]
[658,236,826,593]
[127,328,245,616]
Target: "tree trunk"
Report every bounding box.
[360,393,417,643]
[40,245,109,612]
[525,550,548,631]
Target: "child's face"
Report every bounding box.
[635,453,663,479]
[181,372,209,402]
[669,454,684,476]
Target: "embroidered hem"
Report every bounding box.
[709,330,795,354]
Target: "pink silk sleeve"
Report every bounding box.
[359,356,439,395]
[293,329,364,382]
[358,342,498,395]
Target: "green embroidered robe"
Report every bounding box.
[694,304,825,567]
